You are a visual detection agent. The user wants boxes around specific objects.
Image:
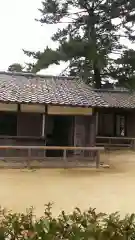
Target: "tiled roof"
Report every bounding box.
[0,72,108,107]
[1,72,135,108]
[94,89,135,108]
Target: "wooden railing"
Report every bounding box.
[0,145,104,168]
[0,136,46,140]
[96,136,135,149]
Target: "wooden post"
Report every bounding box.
[63,149,67,167]
[27,148,31,168]
[42,114,45,137]
[42,113,46,158]
[96,150,100,168]
[89,110,96,159]
[96,112,98,135]
[89,110,96,147]
[132,139,135,150]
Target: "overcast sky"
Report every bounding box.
[0,1,135,76]
[0,0,67,75]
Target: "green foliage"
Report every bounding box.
[110,49,135,89]
[24,0,135,88]
[0,204,135,239]
[8,63,24,72]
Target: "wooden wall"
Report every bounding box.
[97,108,135,138]
[17,113,42,137]
[74,115,96,148]
[127,112,135,137]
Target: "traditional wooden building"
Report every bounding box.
[0,71,106,157]
[0,71,134,156]
[95,89,135,147]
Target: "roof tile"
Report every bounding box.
[95,89,135,108]
[0,72,107,107]
[1,72,135,109]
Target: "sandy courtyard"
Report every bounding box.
[0,150,135,217]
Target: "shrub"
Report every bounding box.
[0,203,135,239]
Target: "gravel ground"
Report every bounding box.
[0,150,134,217]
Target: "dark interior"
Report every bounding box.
[0,112,17,136]
[46,115,73,157]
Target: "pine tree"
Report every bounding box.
[24,0,135,88]
[8,63,24,72]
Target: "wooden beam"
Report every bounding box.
[0,145,104,150]
[0,103,17,111]
[48,105,92,115]
[21,104,45,113]
[42,114,45,137]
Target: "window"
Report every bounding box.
[115,115,126,136]
[0,112,17,136]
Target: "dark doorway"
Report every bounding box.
[46,115,73,157]
[53,116,71,146]
[0,112,17,136]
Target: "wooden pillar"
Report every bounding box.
[131,139,135,150]
[89,111,96,147]
[96,112,98,135]
[41,112,46,157]
[17,104,20,137]
[42,114,45,137]
[87,111,96,159]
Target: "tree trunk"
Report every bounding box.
[93,64,102,89]
[87,7,102,89]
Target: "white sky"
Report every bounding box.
[0,1,134,76]
[0,0,67,75]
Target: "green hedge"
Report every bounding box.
[0,203,135,239]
